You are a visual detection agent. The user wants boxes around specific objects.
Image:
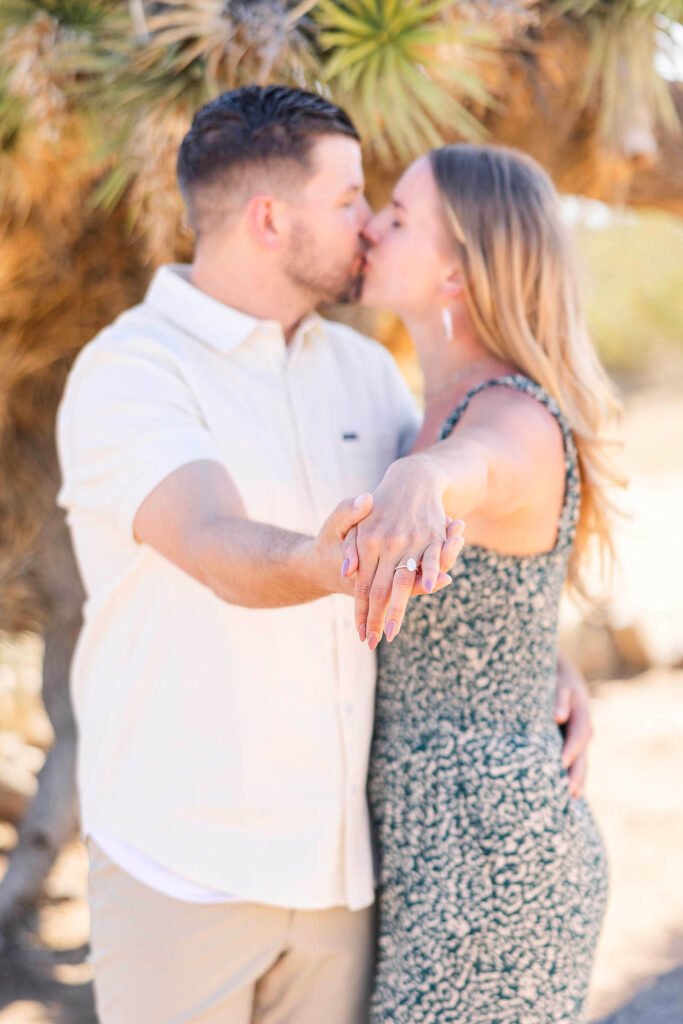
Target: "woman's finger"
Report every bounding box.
[366,553,414,649]
[412,572,452,596]
[354,550,380,644]
[439,520,465,571]
[382,558,420,643]
[440,533,465,573]
[419,541,442,594]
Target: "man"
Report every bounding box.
[57,86,591,1024]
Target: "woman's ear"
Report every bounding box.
[440,270,465,299]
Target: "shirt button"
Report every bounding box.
[351,784,359,795]
[344,703,353,715]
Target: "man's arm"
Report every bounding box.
[133,460,453,609]
[133,460,372,608]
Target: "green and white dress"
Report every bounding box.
[368,375,608,1024]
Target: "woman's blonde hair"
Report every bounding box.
[430,143,625,598]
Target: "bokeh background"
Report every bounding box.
[1,2,682,1021]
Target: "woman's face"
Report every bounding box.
[361,156,457,314]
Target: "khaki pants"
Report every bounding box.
[87,840,376,1024]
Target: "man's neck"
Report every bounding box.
[189,256,314,345]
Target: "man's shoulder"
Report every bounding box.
[67,302,187,384]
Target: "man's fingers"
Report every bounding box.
[561,702,592,770]
[554,680,572,724]
[334,493,373,542]
[568,753,587,798]
[340,525,359,578]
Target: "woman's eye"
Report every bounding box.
[391,220,402,228]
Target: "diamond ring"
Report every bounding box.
[394,558,418,573]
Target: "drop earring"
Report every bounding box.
[441,308,453,342]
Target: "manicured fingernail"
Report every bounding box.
[353,494,367,509]
[453,519,466,533]
[424,578,434,593]
[385,621,397,642]
[358,623,366,642]
[341,558,350,578]
[367,632,379,651]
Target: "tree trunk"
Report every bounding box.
[0,512,83,946]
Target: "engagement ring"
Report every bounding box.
[395,558,418,573]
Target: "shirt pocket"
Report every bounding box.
[338,430,398,496]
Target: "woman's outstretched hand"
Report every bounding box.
[340,457,466,648]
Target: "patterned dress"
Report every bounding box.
[368,375,608,1024]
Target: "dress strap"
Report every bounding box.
[439,374,581,553]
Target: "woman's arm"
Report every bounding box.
[347,386,565,643]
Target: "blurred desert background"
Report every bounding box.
[1,0,683,1019]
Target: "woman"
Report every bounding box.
[351,145,622,1022]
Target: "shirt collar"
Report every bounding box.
[144,264,325,359]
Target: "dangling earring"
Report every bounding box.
[441,307,453,342]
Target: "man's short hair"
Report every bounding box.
[177,85,360,236]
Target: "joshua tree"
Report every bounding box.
[0,0,681,942]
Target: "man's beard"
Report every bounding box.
[285,221,365,307]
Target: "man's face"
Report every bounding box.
[282,135,371,306]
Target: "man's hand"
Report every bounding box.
[313,493,375,597]
[341,458,464,649]
[555,655,593,798]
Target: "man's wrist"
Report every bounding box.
[298,535,334,598]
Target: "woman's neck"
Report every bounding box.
[402,308,511,412]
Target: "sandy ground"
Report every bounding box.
[0,667,681,1023]
[0,379,681,1022]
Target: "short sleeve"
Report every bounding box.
[57,334,220,538]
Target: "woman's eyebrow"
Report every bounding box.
[391,196,407,211]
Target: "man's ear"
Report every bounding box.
[245,194,287,249]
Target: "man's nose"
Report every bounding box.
[360,212,381,246]
[356,195,373,230]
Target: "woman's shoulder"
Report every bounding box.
[454,374,567,457]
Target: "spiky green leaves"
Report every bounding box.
[315,0,492,163]
[557,0,682,150]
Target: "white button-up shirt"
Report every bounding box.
[57,265,421,910]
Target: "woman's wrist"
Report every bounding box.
[386,451,450,500]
